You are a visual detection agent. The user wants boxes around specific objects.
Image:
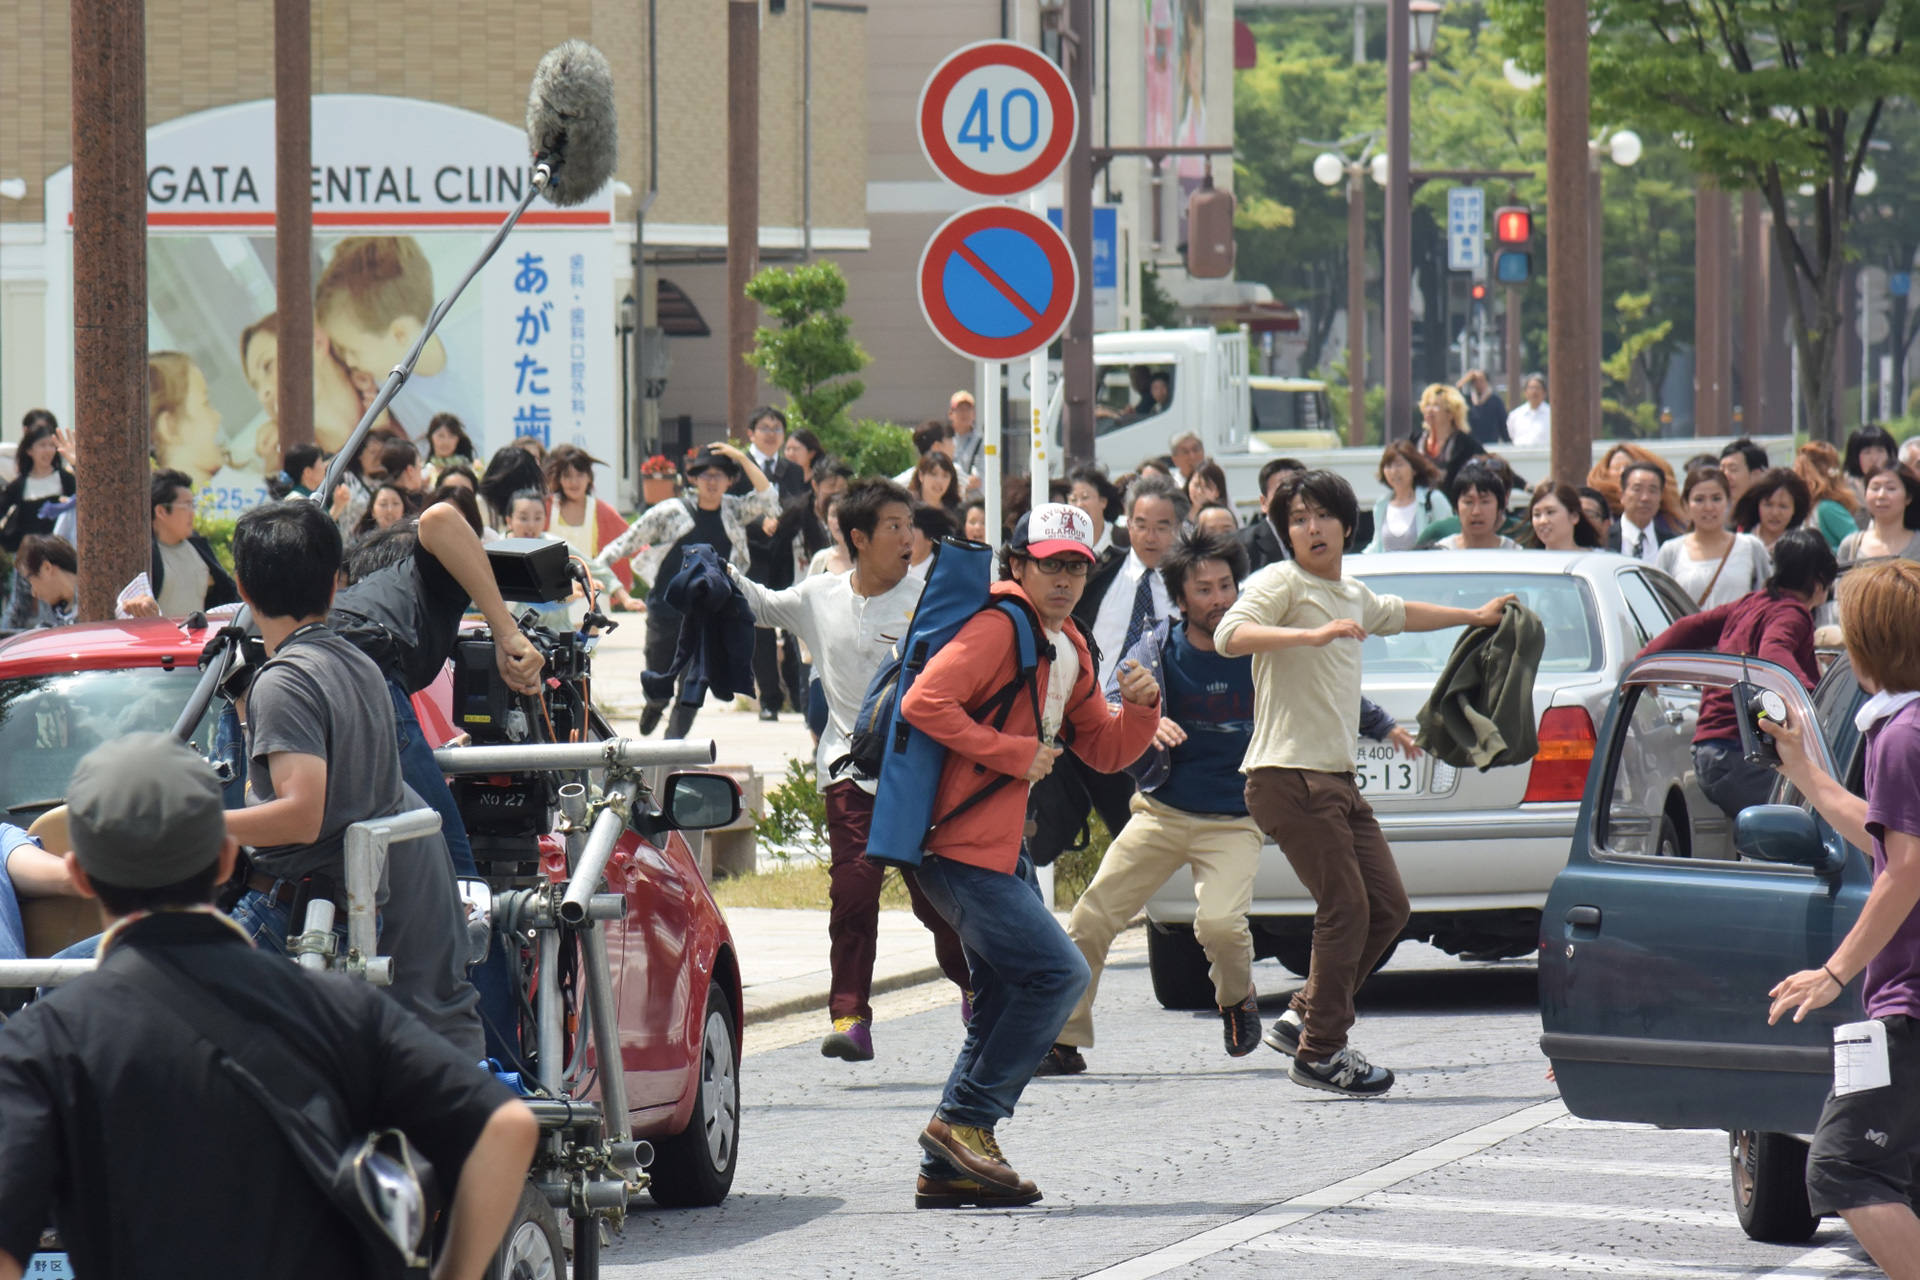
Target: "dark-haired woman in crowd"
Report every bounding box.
[1185,460,1228,512]
[1527,483,1600,551]
[1366,440,1450,552]
[1732,468,1811,558]
[1066,465,1123,560]
[545,444,639,608]
[477,443,547,535]
[1639,528,1837,820]
[1838,465,1920,568]
[422,412,478,485]
[1657,467,1770,609]
[1843,424,1898,513]
[910,452,964,521]
[352,482,420,542]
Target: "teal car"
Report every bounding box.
[1540,648,1871,1244]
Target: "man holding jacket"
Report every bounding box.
[900,504,1160,1209]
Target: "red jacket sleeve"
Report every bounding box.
[1638,601,1733,660]
[900,611,1038,780]
[1063,646,1160,773]
[1757,606,1818,689]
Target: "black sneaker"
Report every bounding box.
[1221,992,1261,1057]
[1032,1043,1086,1076]
[1263,1008,1303,1058]
[638,704,664,736]
[1289,1045,1395,1097]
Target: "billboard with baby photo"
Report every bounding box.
[43,95,617,515]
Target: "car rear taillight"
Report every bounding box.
[1522,706,1597,803]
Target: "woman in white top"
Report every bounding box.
[1365,439,1451,552]
[1527,482,1601,551]
[1656,466,1770,609]
[806,496,854,578]
[1837,464,1920,568]
[545,444,640,609]
[1068,465,1123,559]
[1505,373,1551,448]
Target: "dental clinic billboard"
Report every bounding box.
[42,96,617,513]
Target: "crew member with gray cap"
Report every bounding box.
[0,734,537,1280]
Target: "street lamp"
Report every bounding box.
[1587,128,1640,380]
[1312,140,1377,445]
[1409,2,1442,65]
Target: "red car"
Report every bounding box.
[0,618,742,1211]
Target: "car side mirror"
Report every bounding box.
[1736,804,1844,876]
[661,771,742,831]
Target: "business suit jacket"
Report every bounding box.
[732,453,809,587]
[1605,514,1685,558]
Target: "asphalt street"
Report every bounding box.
[604,937,1881,1280]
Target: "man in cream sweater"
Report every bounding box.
[1215,470,1510,1097]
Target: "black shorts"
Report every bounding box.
[1806,1015,1920,1215]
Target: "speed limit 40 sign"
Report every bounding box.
[917,41,1078,197]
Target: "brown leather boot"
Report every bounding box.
[918,1116,1033,1194]
[915,1173,1043,1209]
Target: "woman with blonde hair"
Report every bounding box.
[1795,441,1863,551]
[1416,382,1484,493]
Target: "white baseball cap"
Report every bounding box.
[1013,503,1097,561]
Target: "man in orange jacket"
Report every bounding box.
[900,503,1161,1209]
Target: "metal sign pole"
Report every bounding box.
[1028,190,1051,512]
[982,360,1002,551]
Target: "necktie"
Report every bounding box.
[1121,571,1156,658]
[1638,530,1652,561]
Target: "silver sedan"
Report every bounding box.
[1143,549,1701,1007]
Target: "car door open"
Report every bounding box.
[1540,652,1870,1135]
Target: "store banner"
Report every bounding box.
[42,95,616,515]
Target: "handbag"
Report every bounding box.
[115,947,430,1276]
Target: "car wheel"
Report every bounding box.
[1656,811,1687,859]
[490,1182,565,1280]
[647,980,739,1207]
[1273,934,1397,981]
[1730,1129,1818,1243]
[1147,923,1216,1010]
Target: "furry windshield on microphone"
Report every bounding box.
[526,40,618,208]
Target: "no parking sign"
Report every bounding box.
[917,206,1078,363]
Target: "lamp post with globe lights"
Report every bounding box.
[1313,140,1379,445]
[1589,128,1641,381]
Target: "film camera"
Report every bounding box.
[450,538,619,863]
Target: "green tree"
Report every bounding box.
[1493,0,1920,443]
[744,261,869,435]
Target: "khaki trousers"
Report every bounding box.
[1059,791,1263,1049]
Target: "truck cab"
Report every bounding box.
[1089,328,1250,481]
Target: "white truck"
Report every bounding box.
[1072,327,1791,515]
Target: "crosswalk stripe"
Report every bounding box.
[1464,1154,1725,1180]
[1363,1192,1730,1227]
[1242,1236,1874,1277]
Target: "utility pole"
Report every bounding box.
[726,0,760,438]
[274,0,314,451]
[1543,0,1593,487]
[1739,189,1765,432]
[71,0,149,622]
[1504,285,1522,406]
[1693,182,1730,436]
[1384,0,1411,441]
[1060,0,1095,465]
[1346,168,1366,444]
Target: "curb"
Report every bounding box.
[741,962,949,1027]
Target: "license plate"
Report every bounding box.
[26,1255,73,1278]
[1353,739,1425,795]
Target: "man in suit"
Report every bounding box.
[733,406,812,720]
[1606,461,1683,563]
[1239,457,1305,573]
[1026,473,1188,871]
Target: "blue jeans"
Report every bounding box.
[912,850,1089,1161]
[387,678,520,1062]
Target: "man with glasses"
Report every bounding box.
[898,503,1161,1208]
[129,469,239,618]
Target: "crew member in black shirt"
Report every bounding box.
[0,734,536,1280]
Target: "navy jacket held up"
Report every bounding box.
[641,544,758,707]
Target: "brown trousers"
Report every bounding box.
[1245,767,1409,1062]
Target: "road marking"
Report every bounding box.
[1754,1243,1879,1278]
[1363,1192,1729,1227]
[1241,1236,1870,1277]
[1075,1099,1568,1280]
[1463,1154,1725,1180]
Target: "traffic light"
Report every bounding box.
[1471,283,1488,302]
[1493,206,1532,284]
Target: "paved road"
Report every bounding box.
[605,938,1879,1280]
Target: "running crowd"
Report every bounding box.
[7,382,1920,1253]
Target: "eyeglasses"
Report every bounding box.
[1028,556,1091,577]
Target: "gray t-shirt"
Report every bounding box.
[155,537,211,617]
[243,626,405,880]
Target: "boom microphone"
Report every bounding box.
[526,40,619,207]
